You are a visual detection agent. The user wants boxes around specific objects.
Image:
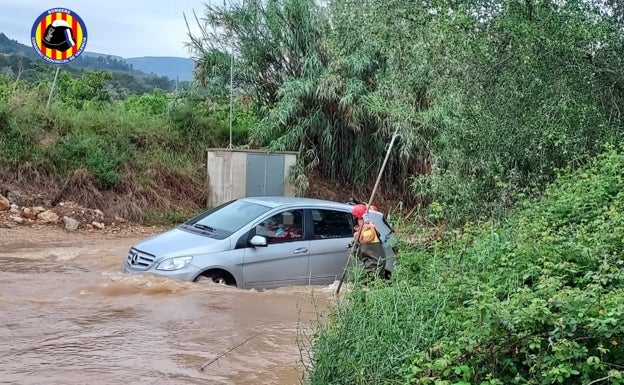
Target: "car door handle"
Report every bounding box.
[293,247,308,254]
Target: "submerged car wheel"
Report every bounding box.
[210,275,228,285]
[200,270,236,286]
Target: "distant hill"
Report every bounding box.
[0,33,194,82]
[126,57,194,82]
[0,33,181,94]
[80,52,124,61]
[0,33,35,58]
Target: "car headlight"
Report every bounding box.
[156,256,193,271]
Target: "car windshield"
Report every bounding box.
[189,199,272,234]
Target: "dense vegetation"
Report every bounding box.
[189,0,624,224]
[307,146,624,384]
[0,68,255,221]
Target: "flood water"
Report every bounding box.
[0,228,334,385]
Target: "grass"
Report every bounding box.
[0,84,217,223]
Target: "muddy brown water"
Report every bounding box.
[0,226,336,385]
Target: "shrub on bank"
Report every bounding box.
[308,146,624,384]
[0,75,255,222]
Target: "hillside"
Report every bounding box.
[0,33,193,83]
[0,34,34,58]
[0,53,175,94]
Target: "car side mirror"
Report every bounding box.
[249,235,268,247]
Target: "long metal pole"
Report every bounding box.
[366,125,400,212]
[46,66,60,109]
[228,52,233,149]
[335,126,400,296]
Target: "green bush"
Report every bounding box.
[166,97,255,151]
[309,146,624,384]
[121,91,170,116]
[0,82,222,189]
[50,130,134,188]
[0,69,258,185]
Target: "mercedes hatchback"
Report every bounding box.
[122,196,397,289]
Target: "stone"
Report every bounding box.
[92,221,105,230]
[23,206,45,219]
[10,215,24,224]
[38,210,59,224]
[22,207,36,219]
[9,204,19,214]
[0,195,9,211]
[63,216,80,231]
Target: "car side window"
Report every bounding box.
[311,209,353,239]
[254,209,304,244]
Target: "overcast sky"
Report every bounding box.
[0,0,210,58]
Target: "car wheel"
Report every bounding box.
[210,274,228,285]
[202,271,235,286]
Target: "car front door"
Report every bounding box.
[307,208,354,285]
[242,209,309,289]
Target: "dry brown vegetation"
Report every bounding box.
[0,163,208,224]
[304,172,414,216]
[1,163,412,229]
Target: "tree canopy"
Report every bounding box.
[189,0,624,224]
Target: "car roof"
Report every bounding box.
[240,196,351,210]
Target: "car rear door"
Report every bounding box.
[242,209,310,289]
[306,208,354,285]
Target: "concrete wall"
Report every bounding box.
[283,152,297,197]
[207,149,297,207]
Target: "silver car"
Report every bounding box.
[122,197,397,289]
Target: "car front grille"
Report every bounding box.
[126,248,156,270]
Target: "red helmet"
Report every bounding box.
[351,204,367,219]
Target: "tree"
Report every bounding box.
[187,0,330,107]
[188,0,624,223]
[410,0,624,223]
